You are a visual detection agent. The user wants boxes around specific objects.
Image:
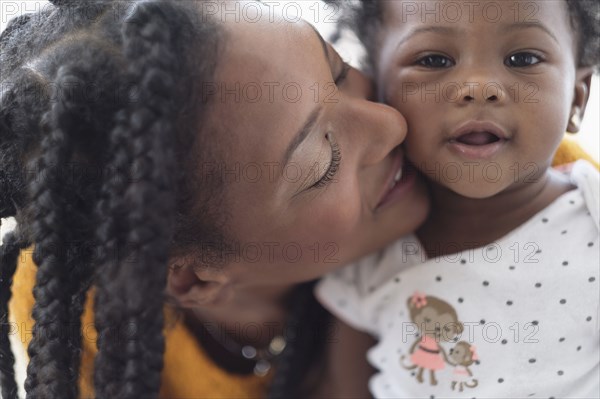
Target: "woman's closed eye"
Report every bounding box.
[306,133,341,191]
[298,61,349,194]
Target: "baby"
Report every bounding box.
[316,1,599,397]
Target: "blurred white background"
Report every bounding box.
[1,0,598,161]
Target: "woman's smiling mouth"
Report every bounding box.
[376,147,417,211]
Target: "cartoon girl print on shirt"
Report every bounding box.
[400,292,465,386]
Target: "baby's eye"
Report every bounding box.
[417,54,454,68]
[505,52,542,67]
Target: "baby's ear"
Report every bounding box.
[567,67,594,133]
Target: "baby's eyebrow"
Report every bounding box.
[395,26,464,51]
[500,22,559,44]
[395,21,559,52]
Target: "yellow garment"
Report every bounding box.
[9,248,271,399]
[7,138,597,398]
[551,137,599,169]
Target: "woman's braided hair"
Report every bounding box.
[0,0,222,397]
[0,1,331,398]
[326,0,600,74]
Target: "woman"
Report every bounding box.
[0,1,429,398]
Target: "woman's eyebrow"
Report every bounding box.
[282,105,322,168]
[280,23,329,170]
[395,26,460,51]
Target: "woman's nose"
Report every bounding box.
[360,102,408,167]
[345,69,408,167]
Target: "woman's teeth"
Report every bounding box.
[391,168,403,189]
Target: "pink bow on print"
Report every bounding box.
[411,291,427,309]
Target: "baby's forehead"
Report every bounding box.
[379,0,572,32]
[378,0,578,55]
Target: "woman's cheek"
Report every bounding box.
[312,189,363,240]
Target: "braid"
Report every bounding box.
[93,2,188,397]
[91,98,136,397]
[0,224,31,399]
[64,249,92,399]
[23,65,86,398]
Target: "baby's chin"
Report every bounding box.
[429,174,512,200]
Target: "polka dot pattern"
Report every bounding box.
[316,162,600,398]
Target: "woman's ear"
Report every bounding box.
[567,67,593,134]
[166,257,232,308]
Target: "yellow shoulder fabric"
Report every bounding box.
[552,137,599,169]
[8,247,271,399]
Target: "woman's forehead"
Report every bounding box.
[205,17,327,141]
[195,16,331,200]
[220,18,318,76]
